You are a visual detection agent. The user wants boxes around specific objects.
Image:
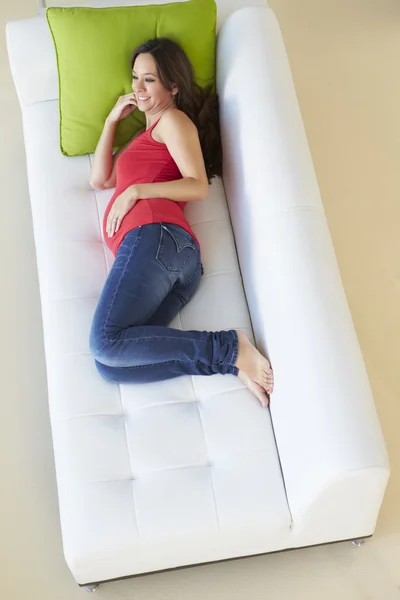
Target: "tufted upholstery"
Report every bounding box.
[6,1,390,588]
[19,98,291,583]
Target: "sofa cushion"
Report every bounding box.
[46,0,216,156]
[21,98,292,583]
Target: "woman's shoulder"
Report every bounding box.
[159,108,196,131]
[153,108,197,144]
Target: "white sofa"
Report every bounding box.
[6,0,390,591]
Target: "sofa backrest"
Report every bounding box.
[6,0,268,109]
[216,6,390,538]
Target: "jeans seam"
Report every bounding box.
[104,334,210,344]
[99,226,143,353]
[167,261,202,309]
[101,358,200,370]
[180,257,202,291]
[230,330,239,368]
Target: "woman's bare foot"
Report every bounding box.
[235,330,274,394]
[238,370,270,408]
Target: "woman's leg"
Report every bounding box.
[90,223,239,383]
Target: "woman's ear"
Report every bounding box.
[171,84,179,97]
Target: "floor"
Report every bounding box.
[1,0,399,598]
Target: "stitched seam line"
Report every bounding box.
[99,227,143,353]
[196,402,220,533]
[101,359,207,371]
[156,225,197,273]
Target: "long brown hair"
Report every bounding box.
[131,38,222,183]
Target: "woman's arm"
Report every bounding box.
[89,117,119,190]
[129,110,209,203]
[90,93,139,190]
[135,177,206,203]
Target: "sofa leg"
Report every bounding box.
[84,584,99,592]
[351,538,366,547]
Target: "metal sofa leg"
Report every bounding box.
[84,584,99,592]
[351,538,366,547]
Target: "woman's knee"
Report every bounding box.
[89,316,118,363]
[90,336,118,366]
[90,331,142,369]
[94,359,118,382]
[89,322,115,365]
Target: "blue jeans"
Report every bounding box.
[89,223,239,383]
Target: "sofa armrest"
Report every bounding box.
[6,16,59,107]
[217,7,390,542]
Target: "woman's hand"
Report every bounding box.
[106,186,139,238]
[107,93,138,124]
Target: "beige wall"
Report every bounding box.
[1,1,399,598]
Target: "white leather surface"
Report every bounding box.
[6,1,390,587]
[217,6,390,544]
[20,99,291,584]
[6,16,58,106]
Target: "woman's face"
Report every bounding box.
[132,53,176,114]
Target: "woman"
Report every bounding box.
[89,37,274,407]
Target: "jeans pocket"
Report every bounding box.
[156,223,196,273]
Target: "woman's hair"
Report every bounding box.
[131,37,222,183]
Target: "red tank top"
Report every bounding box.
[103,117,200,256]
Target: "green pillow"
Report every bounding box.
[46,0,216,156]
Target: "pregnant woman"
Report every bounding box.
[89,37,274,407]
